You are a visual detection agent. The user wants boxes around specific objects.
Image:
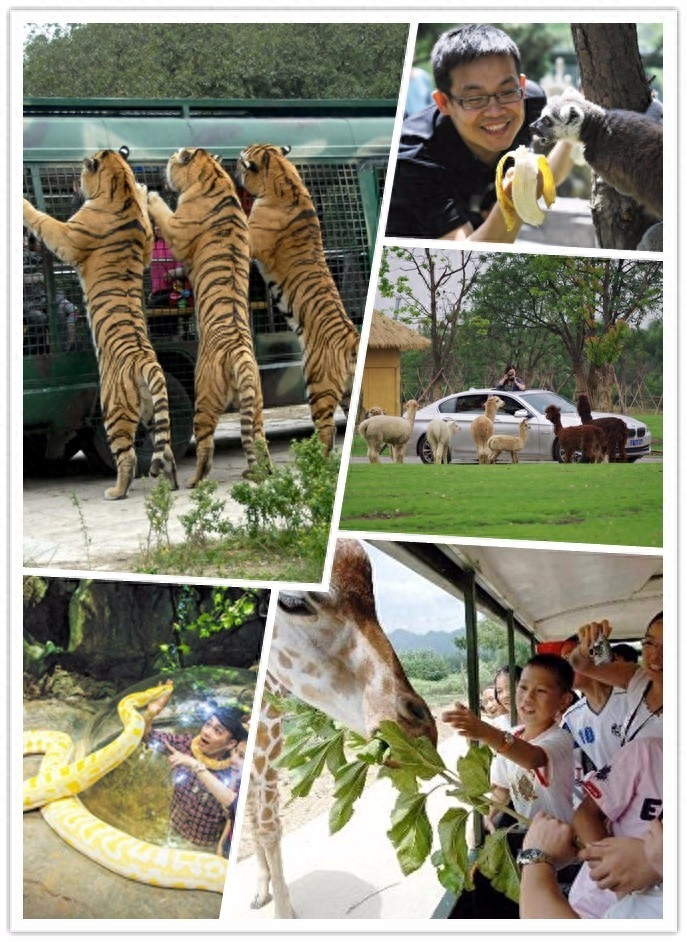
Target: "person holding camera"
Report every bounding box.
[495,363,526,391]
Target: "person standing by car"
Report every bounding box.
[495,364,526,391]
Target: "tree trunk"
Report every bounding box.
[571,24,659,250]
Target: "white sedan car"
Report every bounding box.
[407,388,652,463]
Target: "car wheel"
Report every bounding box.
[553,439,583,464]
[417,434,452,464]
[418,434,433,464]
[82,371,194,475]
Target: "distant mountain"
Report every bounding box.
[389,628,463,658]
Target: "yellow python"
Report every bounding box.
[23,683,227,893]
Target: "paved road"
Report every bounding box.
[22,406,343,575]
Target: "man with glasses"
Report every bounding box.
[386,24,574,242]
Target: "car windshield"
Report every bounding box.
[519,391,577,414]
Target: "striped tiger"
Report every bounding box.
[147,148,270,486]
[236,144,360,453]
[22,147,178,500]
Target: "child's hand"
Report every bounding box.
[580,834,658,895]
[441,702,485,739]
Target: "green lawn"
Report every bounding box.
[340,462,662,547]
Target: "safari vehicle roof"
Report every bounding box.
[23,97,397,163]
[372,541,662,642]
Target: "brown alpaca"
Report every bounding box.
[545,404,606,463]
[577,394,628,462]
[471,396,505,464]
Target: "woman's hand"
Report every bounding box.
[575,619,612,660]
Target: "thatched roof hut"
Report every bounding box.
[367,310,431,352]
[359,310,430,417]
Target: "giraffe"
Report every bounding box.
[246,538,438,918]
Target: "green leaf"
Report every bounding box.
[387,792,433,876]
[329,759,370,833]
[474,829,521,903]
[455,742,493,800]
[377,721,447,780]
[283,739,332,798]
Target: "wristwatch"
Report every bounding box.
[516,847,555,869]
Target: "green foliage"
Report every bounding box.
[275,699,525,903]
[179,480,232,545]
[143,476,176,550]
[23,23,408,99]
[231,433,339,536]
[23,575,48,606]
[400,648,452,681]
[157,585,258,672]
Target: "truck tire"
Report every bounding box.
[82,372,194,475]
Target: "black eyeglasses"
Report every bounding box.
[446,87,524,111]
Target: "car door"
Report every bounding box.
[490,395,540,461]
[437,393,487,461]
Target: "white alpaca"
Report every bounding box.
[426,418,459,464]
[471,396,505,464]
[487,419,529,464]
[358,399,420,463]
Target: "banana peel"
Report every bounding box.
[495,145,556,230]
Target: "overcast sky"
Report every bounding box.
[363,541,465,635]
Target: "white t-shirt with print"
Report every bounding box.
[562,688,628,781]
[621,669,663,745]
[490,723,574,823]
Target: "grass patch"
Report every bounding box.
[341,462,662,547]
[135,528,328,581]
[634,413,662,451]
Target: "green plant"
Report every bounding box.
[178,480,232,545]
[276,702,524,903]
[70,492,92,569]
[143,476,176,551]
[231,433,339,535]
[157,586,259,673]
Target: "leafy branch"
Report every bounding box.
[274,701,526,904]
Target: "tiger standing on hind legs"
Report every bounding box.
[22,146,178,500]
[236,144,359,453]
[147,148,271,487]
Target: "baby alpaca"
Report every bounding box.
[358,400,420,464]
[545,404,606,463]
[426,418,459,464]
[471,396,505,464]
[487,419,529,464]
[577,394,627,462]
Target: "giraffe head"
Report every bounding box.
[270,539,437,744]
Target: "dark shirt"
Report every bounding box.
[495,377,525,392]
[386,80,547,239]
[148,730,239,849]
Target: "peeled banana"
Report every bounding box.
[495,145,556,230]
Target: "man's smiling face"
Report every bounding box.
[433,54,526,166]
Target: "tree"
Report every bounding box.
[469,254,662,408]
[399,649,451,682]
[377,248,490,400]
[23,23,408,100]
[453,616,531,689]
[570,23,661,250]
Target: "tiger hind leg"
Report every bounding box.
[234,358,272,481]
[187,422,215,489]
[139,372,179,490]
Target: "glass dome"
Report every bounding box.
[79,665,256,850]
